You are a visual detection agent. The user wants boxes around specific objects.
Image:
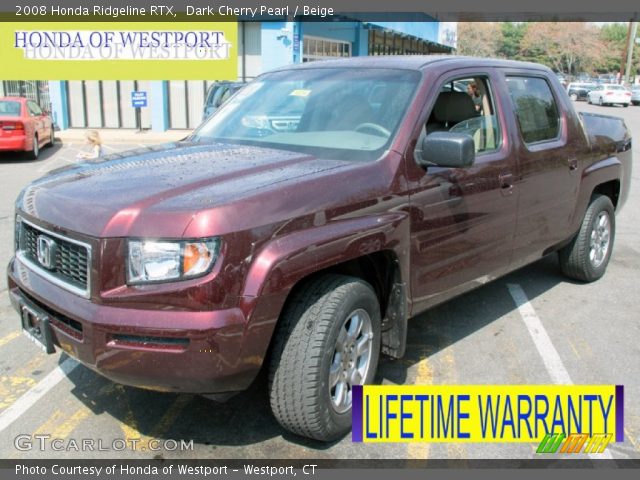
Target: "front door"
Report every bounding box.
[405,69,518,313]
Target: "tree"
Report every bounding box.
[456,23,502,58]
[597,23,639,76]
[520,22,604,74]
[497,22,527,60]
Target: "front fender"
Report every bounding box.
[232,212,411,382]
[242,211,410,299]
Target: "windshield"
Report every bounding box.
[192,68,421,161]
[0,101,21,117]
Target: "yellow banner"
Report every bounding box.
[353,385,622,443]
[0,22,237,80]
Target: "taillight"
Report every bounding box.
[0,121,24,130]
[605,91,614,96]
[625,92,632,96]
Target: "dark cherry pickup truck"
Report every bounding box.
[7,57,633,441]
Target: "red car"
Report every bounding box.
[0,96,54,159]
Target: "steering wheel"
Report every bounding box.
[354,123,391,138]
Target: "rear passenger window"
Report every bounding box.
[506,76,560,144]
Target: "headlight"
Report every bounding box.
[127,238,220,284]
[15,215,22,252]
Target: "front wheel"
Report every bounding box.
[559,194,615,282]
[598,96,604,106]
[269,274,381,441]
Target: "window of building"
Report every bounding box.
[506,76,560,144]
[302,36,351,63]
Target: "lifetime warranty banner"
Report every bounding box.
[352,385,624,443]
[0,22,238,80]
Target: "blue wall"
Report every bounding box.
[260,21,295,72]
[48,81,68,130]
[150,81,169,132]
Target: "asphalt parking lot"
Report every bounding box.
[0,101,639,460]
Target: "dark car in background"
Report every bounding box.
[0,97,54,159]
[202,81,246,120]
[567,82,596,101]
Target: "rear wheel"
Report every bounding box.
[46,128,55,147]
[269,274,381,441]
[559,194,615,282]
[28,135,39,160]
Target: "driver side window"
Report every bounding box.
[420,75,501,155]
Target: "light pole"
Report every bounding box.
[621,21,638,85]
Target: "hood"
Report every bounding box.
[18,141,353,238]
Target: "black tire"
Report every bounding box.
[623,104,629,108]
[28,135,39,160]
[587,96,592,104]
[269,274,381,441]
[598,96,603,106]
[559,194,615,282]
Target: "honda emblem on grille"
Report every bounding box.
[36,235,56,269]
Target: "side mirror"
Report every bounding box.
[417,132,475,169]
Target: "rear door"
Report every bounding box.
[501,71,583,264]
[405,68,518,313]
[26,101,46,144]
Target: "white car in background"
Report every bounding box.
[631,86,640,106]
[587,84,632,107]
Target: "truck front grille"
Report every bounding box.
[18,218,91,297]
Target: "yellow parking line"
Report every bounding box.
[441,346,468,462]
[117,385,150,448]
[0,331,20,348]
[567,339,581,359]
[407,349,434,460]
[625,428,640,453]
[149,395,193,438]
[118,390,192,451]
[0,376,37,410]
[0,356,49,411]
[11,385,113,458]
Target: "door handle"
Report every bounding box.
[498,173,514,196]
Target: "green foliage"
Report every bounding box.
[457,22,639,77]
[497,23,527,60]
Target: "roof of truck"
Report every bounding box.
[270,55,552,73]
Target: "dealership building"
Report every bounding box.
[0,20,455,132]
